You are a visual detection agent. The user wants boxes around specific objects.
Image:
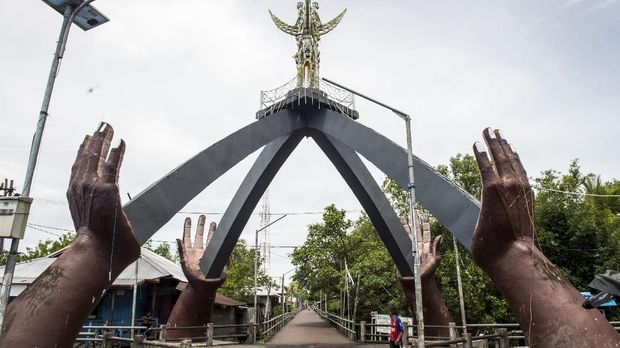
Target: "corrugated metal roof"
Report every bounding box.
[0,247,187,294]
[0,248,244,306]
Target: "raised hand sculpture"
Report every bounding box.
[398,211,452,338]
[0,123,140,347]
[166,215,226,340]
[472,128,619,347]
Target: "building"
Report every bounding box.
[0,247,247,329]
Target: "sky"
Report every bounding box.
[1,1,619,284]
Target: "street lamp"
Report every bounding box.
[253,214,287,332]
[322,77,426,348]
[0,0,109,331]
[281,267,296,314]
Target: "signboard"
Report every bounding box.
[372,312,415,336]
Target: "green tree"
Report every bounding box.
[535,160,620,289]
[145,241,178,262]
[1,232,76,265]
[219,240,276,302]
[291,204,352,311]
[383,153,514,323]
[347,215,409,320]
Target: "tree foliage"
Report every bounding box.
[0,233,76,266]
[291,204,352,299]
[145,241,178,262]
[294,153,620,324]
[219,240,277,302]
[535,160,620,289]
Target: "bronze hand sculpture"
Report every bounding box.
[398,212,452,338]
[166,215,226,340]
[0,123,140,348]
[472,128,619,347]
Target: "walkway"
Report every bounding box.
[252,310,385,348]
[267,310,352,346]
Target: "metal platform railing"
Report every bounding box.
[259,77,356,116]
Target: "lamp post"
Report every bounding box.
[0,0,109,331]
[253,215,287,330]
[281,267,296,315]
[322,78,425,348]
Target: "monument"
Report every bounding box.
[122,2,480,284]
[269,1,346,89]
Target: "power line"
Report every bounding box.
[25,224,62,237]
[28,223,73,233]
[29,198,364,215]
[534,186,620,198]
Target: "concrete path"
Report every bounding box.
[267,310,353,346]
[252,310,386,348]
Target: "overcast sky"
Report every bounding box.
[1,1,619,283]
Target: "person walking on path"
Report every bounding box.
[389,308,404,348]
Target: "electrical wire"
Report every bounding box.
[26,224,62,237]
[534,186,620,198]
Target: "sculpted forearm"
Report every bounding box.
[472,128,619,348]
[0,233,139,348]
[166,217,225,340]
[482,241,619,348]
[1,124,141,348]
[421,276,452,337]
[167,284,218,328]
[399,274,452,338]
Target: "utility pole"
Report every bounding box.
[322,78,425,348]
[0,0,108,331]
[453,235,468,334]
[254,215,287,327]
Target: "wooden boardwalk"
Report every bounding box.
[233,310,385,347]
[267,310,353,346]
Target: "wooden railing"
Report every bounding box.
[314,309,620,348]
[259,309,299,341]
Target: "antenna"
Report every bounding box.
[259,189,271,273]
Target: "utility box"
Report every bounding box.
[0,197,33,239]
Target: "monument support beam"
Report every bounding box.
[200,131,305,278]
[124,109,304,244]
[306,109,480,249]
[125,104,480,252]
[311,131,415,276]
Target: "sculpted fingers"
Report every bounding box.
[432,235,443,260]
[195,215,206,249]
[71,135,91,183]
[85,123,114,178]
[206,222,216,247]
[473,141,499,187]
[483,128,513,180]
[102,140,125,184]
[183,217,192,248]
[494,129,527,181]
[421,213,432,249]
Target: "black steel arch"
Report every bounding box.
[123,104,480,278]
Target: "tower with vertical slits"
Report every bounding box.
[259,189,271,273]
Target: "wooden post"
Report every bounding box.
[206,323,214,346]
[402,322,410,348]
[448,322,458,348]
[360,321,366,343]
[247,321,255,344]
[132,334,144,348]
[159,324,167,342]
[102,330,113,348]
[497,328,509,348]
[463,333,473,348]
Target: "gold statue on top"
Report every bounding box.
[269,1,346,89]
